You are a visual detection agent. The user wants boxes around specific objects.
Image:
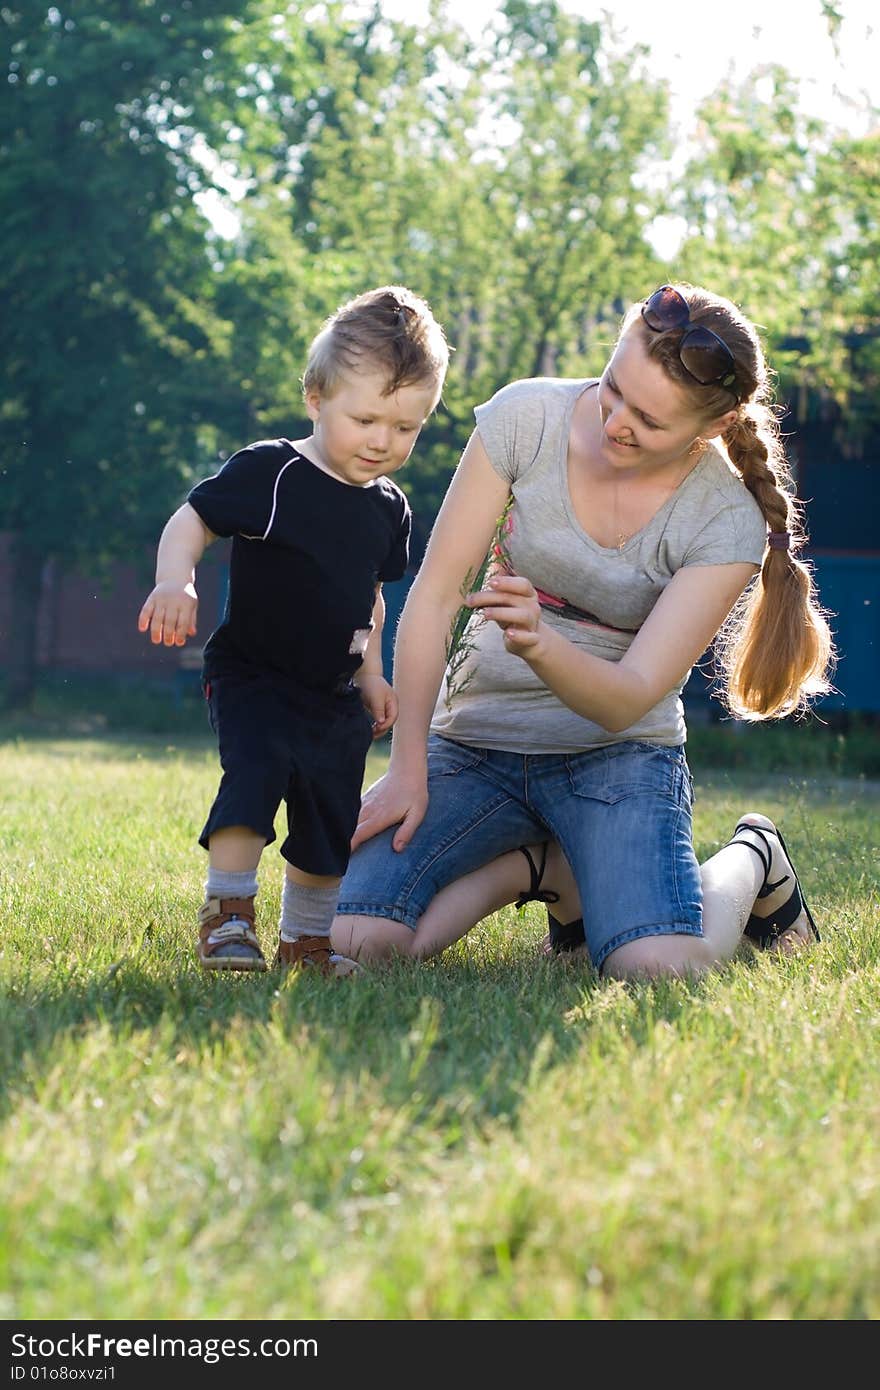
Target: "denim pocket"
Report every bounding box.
[566,741,682,804]
[427,735,487,777]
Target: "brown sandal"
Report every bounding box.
[197,896,267,972]
[273,935,360,977]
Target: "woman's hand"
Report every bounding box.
[466,573,547,659]
[351,768,429,853]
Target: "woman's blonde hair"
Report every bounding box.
[622,284,834,719]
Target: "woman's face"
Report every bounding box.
[596,330,723,473]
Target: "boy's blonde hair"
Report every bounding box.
[303,285,449,406]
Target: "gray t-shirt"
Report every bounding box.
[430,377,767,752]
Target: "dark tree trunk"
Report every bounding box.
[3,534,45,710]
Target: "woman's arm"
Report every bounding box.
[351,431,511,850]
[469,562,757,734]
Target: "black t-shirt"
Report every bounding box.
[187,439,411,690]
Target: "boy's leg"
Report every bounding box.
[199,826,267,972]
[197,674,294,973]
[274,866,358,976]
[274,689,375,977]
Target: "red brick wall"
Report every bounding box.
[0,532,230,682]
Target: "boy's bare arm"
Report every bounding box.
[138,503,216,647]
[354,586,398,737]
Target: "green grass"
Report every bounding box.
[1,731,878,1319]
[4,669,880,773]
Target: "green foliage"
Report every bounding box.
[444,494,514,708]
[811,131,880,426]
[1,2,249,555]
[208,0,671,531]
[675,69,825,312]
[672,65,879,420]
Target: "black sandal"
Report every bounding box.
[727,815,820,946]
[514,846,588,956]
[515,843,560,910]
[544,913,587,955]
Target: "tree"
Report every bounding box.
[673,71,828,345]
[213,1,670,534]
[811,130,880,427]
[672,66,880,422]
[0,2,260,707]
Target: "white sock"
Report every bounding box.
[206,869,259,902]
[278,877,340,942]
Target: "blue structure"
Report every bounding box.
[810,554,879,711]
[796,416,879,714]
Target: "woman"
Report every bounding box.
[331,284,833,977]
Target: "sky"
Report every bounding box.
[378,0,878,136]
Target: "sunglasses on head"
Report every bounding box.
[641,286,740,403]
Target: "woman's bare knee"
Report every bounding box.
[332,913,417,963]
[602,933,712,980]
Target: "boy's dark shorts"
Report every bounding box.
[199,669,375,876]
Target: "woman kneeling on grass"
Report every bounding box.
[332,284,834,978]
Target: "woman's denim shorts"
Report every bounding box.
[337,735,703,970]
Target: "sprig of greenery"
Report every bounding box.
[444,496,514,710]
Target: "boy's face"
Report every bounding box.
[304,370,438,486]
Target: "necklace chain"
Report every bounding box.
[612,475,631,550]
[612,450,702,551]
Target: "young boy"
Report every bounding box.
[138,286,448,975]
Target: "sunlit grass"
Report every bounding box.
[1,734,878,1319]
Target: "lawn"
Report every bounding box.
[1,729,878,1320]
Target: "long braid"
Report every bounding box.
[717,407,833,717]
[724,407,793,536]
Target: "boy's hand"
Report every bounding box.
[354,673,398,738]
[138,581,198,647]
